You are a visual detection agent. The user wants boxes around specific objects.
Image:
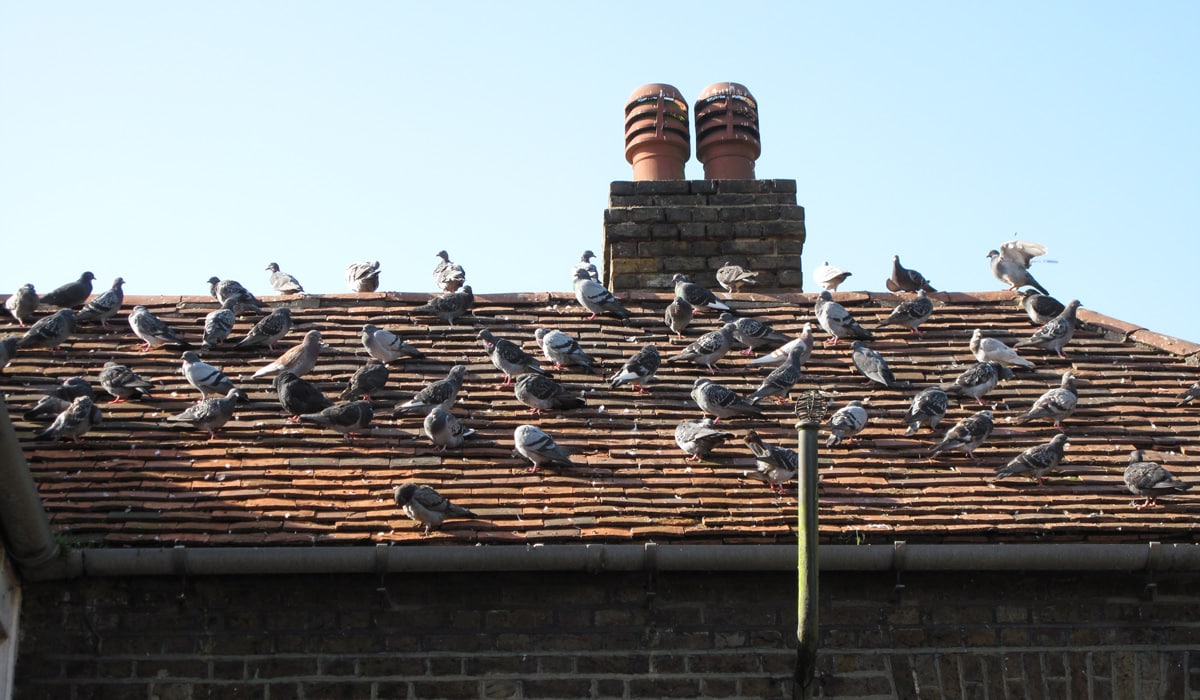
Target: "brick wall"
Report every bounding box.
[603,180,806,293]
[13,569,1200,699]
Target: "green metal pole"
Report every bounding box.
[795,417,820,699]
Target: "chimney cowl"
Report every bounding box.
[624,83,691,181]
[694,82,761,180]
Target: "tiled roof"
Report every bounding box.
[3,290,1198,548]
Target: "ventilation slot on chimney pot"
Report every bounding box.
[624,83,691,181]
[694,82,761,180]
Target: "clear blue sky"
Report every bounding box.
[2,3,1197,341]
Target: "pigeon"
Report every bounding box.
[815,291,872,346]
[534,327,598,374]
[885,255,936,293]
[49,375,96,400]
[1177,381,1200,407]
[23,394,72,422]
[747,344,805,405]
[942,361,1013,404]
[98,362,154,403]
[34,395,101,443]
[432,250,467,293]
[235,307,293,350]
[167,388,246,440]
[5,284,38,325]
[39,271,95,309]
[412,286,475,326]
[878,289,934,335]
[850,341,899,389]
[667,323,735,372]
[265,262,305,295]
[1013,370,1078,432]
[341,360,390,400]
[672,273,729,312]
[298,400,374,442]
[274,371,333,420]
[181,351,238,398]
[749,323,814,368]
[969,329,1034,369]
[0,336,17,373]
[903,386,948,435]
[993,434,1069,486]
[17,309,76,351]
[813,261,851,292]
[393,365,467,417]
[930,410,995,460]
[674,418,734,462]
[514,373,586,414]
[609,343,660,394]
[1019,289,1066,326]
[128,305,191,351]
[573,250,600,282]
[478,329,548,387]
[423,405,475,450]
[1014,300,1081,359]
[24,377,92,420]
[690,377,764,422]
[252,329,323,378]
[513,424,576,472]
[573,269,631,320]
[664,296,694,339]
[206,277,262,314]
[743,429,799,492]
[345,260,381,293]
[1124,450,1192,509]
[987,240,1050,295]
[826,400,869,447]
[76,277,125,327]
[393,483,477,534]
[718,312,790,355]
[715,262,759,294]
[361,323,425,363]
[201,301,238,350]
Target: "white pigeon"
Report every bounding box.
[423,405,475,450]
[813,261,851,291]
[128,305,190,351]
[181,351,237,398]
[513,424,576,472]
[969,328,1034,369]
[573,269,630,320]
[266,263,305,294]
[826,400,869,447]
[361,324,425,363]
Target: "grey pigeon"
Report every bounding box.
[534,327,598,374]
[393,483,476,534]
[573,250,599,282]
[969,328,1033,369]
[1014,299,1081,359]
[690,377,764,422]
[412,286,475,326]
[1177,381,1200,407]
[0,336,17,373]
[201,300,238,350]
[181,351,237,398]
[903,386,948,436]
[672,273,729,312]
[667,322,736,373]
[513,424,576,472]
[252,329,323,378]
[99,362,153,403]
[345,260,381,293]
[128,305,190,351]
[815,291,872,346]
[49,376,95,400]
[744,428,798,492]
[514,373,586,414]
[24,377,91,420]
[478,329,547,387]
[1013,370,1078,432]
[34,395,101,443]
[5,283,38,326]
[826,400,869,447]
[878,289,934,335]
[40,271,95,309]
[341,360,389,400]
[168,388,245,440]
[813,261,851,292]
[17,309,76,351]
[942,361,1012,404]
[23,394,72,422]
[423,405,475,450]
[715,262,759,294]
[393,365,467,417]
[609,344,660,393]
[432,250,466,293]
[274,371,333,420]
[885,255,936,293]
[206,277,262,314]
[1124,450,1192,509]
[265,262,305,295]
[747,344,805,405]
[993,433,1069,486]
[664,296,694,339]
[298,400,374,442]
[850,340,898,389]
[362,323,425,363]
[76,277,125,328]
[718,312,790,355]
[236,307,293,350]
[930,410,995,460]
[1019,289,1066,326]
[674,418,734,462]
[573,269,631,320]
[987,240,1050,295]
[749,323,814,368]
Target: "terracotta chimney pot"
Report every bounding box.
[694,82,761,180]
[624,83,691,181]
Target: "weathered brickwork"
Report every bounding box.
[603,180,805,293]
[14,570,1200,699]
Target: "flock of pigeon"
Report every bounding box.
[2,243,1194,535]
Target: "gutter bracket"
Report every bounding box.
[892,541,908,601]
[1142,541,1161,601]
[170,544,188,601]
[643,542,658,611]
